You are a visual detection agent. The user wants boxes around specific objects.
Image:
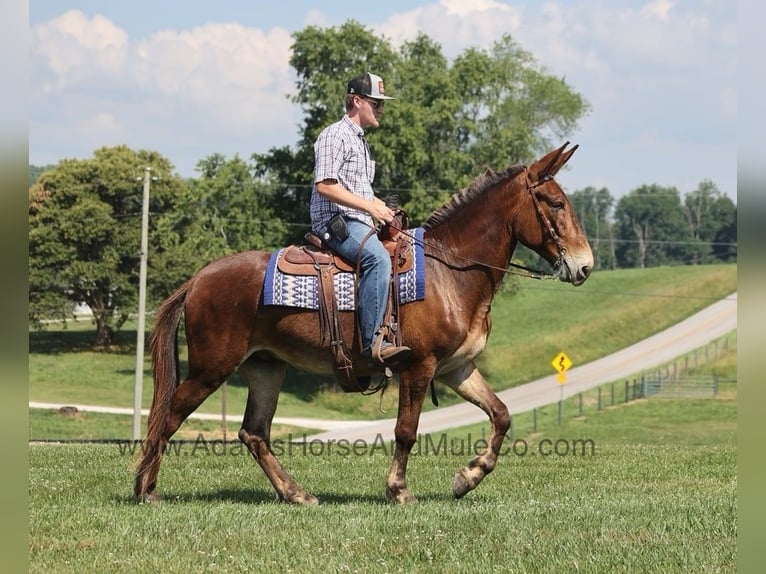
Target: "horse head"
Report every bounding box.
[515,142,593,286]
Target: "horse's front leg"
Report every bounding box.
[386,373,431,504]
[438,363,511,498]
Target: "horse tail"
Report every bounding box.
[134,279,189,498]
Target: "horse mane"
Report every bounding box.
[422,164,525,230]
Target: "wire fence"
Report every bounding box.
[506,332,735,440]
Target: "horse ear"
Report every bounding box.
[528,142,578,181]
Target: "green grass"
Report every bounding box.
[28,265,737,572]
[29,385,736,573]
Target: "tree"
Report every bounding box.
[683,179,737,263]
[613,185,692,268]
[29,164,54,186]
[570,186,615,270]
[253,21,590,231]
[29,145,188,346]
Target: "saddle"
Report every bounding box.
[276,213,412,392]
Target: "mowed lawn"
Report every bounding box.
[29,391,736,574]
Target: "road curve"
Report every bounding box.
[305,292,737,443]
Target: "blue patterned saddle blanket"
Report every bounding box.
[263,228,425,310]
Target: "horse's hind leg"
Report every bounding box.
[135,371,228,501]
[237,357,319,505]
[438,363,510,498]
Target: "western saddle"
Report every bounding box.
[276,213,413,392]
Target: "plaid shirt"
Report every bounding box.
[310,114,376,232]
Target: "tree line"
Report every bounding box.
[28,21,736,346]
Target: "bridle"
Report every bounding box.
[387,167,568,280]
[523,167,568,273]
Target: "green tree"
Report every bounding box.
[683,179,737,263]
[253,21,590,231]
[29,145,187,346]
[613,185,692,268]
[29,164,54,186]
[570,186,615,270]
[148,154,291,302]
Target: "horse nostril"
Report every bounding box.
[581,265,592,278]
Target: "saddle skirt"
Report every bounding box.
[263,227,425,310]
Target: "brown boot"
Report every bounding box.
[370,329,412,366]
[377,343,412,366]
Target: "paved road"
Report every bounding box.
[30,292,736,439]
[28,401,377,432]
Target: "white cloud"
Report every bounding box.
[30,11,299,171]
[640,0,674,21]
[31,10,129,92]
[133,23,294,128]
[440,0,514,17]
[378,0,522,57]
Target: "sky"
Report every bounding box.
[28,0,737,201]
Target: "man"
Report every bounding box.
[309,72,412,367]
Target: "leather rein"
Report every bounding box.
[388,167,567,280]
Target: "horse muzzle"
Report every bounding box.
[559,253,593,286]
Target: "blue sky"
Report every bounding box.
[29,0,737,201]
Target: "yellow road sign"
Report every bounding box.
[551,351,572,374]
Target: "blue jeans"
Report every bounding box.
[325,218,391,355]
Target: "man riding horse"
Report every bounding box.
[309,72,412,367]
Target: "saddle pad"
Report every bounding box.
[263,227,426,310]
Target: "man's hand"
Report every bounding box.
[368,196,396,226]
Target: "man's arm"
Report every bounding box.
[315,179,395,225]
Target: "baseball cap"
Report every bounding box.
[347,72,395,100]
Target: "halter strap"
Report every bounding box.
[523,167,568,270]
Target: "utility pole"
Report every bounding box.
[133,167,156,441]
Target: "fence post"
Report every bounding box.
[578,393,583,417]
[641,374,647,398]
[611,383,615,406]
[598,386,602,411]
[625,380,629,403]
[533,408,537,433]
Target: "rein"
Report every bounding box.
[386,167,565,280]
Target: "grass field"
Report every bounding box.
[29,390,736,573]
[28,264,737,437]
[28,284,737,573]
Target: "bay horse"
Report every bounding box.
[134,142,593,504]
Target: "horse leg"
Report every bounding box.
[385,374,431,504]
[237,358,319,505]
[135,370,228,501]
[439,363,510,499]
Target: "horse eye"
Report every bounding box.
[551,201,565,210]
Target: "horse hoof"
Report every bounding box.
[453,470,471,499]
[288,492,319,505]
[135,491,161,504]
[386,488,419,504]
